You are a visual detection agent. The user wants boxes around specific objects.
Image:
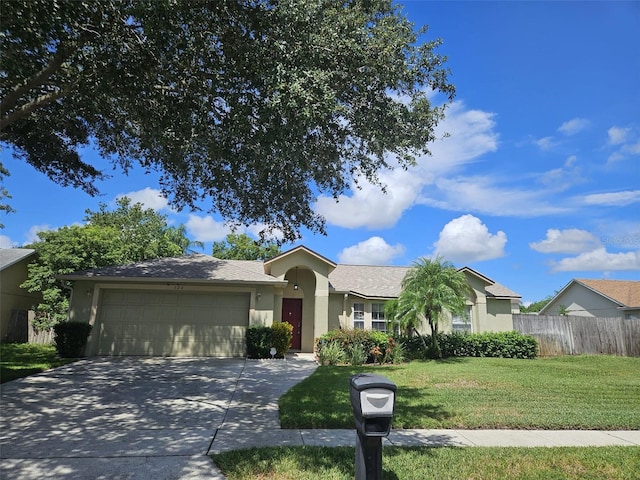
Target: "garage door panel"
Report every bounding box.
[98,290,249,356]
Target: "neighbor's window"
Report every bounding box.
[353,302,365,329]
[452,306,472,333]
[371,303,386,331]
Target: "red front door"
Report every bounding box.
[282,298,302,350]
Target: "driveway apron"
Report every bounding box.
[0,355,318,480]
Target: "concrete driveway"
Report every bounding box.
[0,355,318,480]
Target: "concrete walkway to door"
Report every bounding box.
[0,354,318,480]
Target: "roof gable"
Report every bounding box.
[264,245,336,272]
[0,248,36,271]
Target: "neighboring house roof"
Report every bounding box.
[575,279,640,308]
[329,264,410,299]
[0,248,36,271]
[58,254,285,285]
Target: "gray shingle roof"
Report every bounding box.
[59,254,283,284]
[0,248,36,270]
[329,264,411,298]
[485,281,521,299]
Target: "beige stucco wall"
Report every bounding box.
[328,293,346,331]
[1,259,42,341]
[268,250,335,352]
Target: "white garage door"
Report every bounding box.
[97,289,249,357]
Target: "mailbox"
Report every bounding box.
[350,373,396,437]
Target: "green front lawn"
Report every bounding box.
[213,446,640,480]
[279,356,640,430]
[0,343,77,383]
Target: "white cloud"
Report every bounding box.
[530,228,601,254]
[581,190,640,207]
[608,126,631,145]
[116,187,171,211]
[245,224,285,242]
[337,236,405,265]
[558,118,589,136]
[0,235,15,248]
[315,169,423,229]
[185,215,232,242]
[534,136,557,150]
[26,224,52,244]
[433,214,507,263]
[419,176,570,217]
[551,248,640,272]
[315,101,499,229]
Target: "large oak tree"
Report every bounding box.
[1,0,454,241]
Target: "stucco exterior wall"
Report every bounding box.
[545,283,621,317]
[482,298,515,332]
[328,293,345,331]
[1,260,42,341]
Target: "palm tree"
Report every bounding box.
[395,256,470,358]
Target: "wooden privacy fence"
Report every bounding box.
[513,314,640,357]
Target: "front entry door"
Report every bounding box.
[282,298,302,350]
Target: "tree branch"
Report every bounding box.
[0,85,75,131]
[1,48,72,117]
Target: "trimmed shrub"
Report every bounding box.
[271,322,293,358]
[246,325,271,359]
[398,331,537,360]
[53,321,92,358]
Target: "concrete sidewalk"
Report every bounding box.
[210,427,640,453]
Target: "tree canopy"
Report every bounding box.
[212,233,281,260]
[21,197,194,329]
[0,0,455,241]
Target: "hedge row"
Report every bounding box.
[402,331,538,360]
[246,323,293,359]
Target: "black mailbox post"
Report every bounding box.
[350,373,397,480]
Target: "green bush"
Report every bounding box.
[398,331,537,360]
[53,321,92,358]
[271,322,293,358]
[316,329,397,364]
[347,343,368,366]
[246,325,271,358]
[317,341,346,366]
[246,322,296,359]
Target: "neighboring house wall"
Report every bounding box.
[0,251,42,342]
[543,282,621,318]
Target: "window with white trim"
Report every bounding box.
[452,306,472,333]
[371,303,386,331]
[353,302,365,329]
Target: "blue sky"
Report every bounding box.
[1,1,639,304]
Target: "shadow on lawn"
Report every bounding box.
[213,446,421,480]
[279,364,453,429]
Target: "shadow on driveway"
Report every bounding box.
[0,355,318,480]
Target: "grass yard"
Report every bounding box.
[279,356,640,430]
[212,446,640,480]
[0,343,76,383]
